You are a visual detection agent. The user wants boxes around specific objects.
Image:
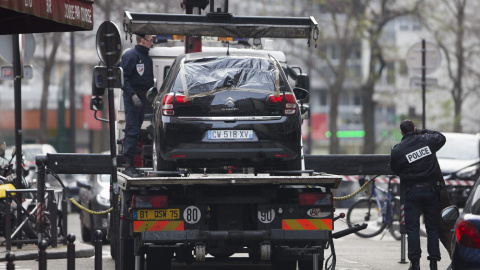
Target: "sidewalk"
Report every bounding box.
[0,238,94,261]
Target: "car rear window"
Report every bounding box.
[170,56,287,97]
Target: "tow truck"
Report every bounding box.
[90,2,368,270]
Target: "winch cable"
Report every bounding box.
[332,175,379,201]
[46,168,113,215]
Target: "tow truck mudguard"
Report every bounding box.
[140,229,330,243]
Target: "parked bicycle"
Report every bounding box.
[346,175,402,240]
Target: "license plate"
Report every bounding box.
[134,209,180,220]
[208,130,254,140]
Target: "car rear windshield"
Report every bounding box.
[437,136,479,160]
[171,56,286,97]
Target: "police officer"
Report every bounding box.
[120,34,154,177]
[390,120,445,270]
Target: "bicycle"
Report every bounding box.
[346,175,402,240]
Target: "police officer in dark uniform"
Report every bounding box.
[120,34,154,177]
[390,120,446,270]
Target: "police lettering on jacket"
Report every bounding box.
[406,146,431,163]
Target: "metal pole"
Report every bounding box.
[399,182,407,264]
[5,252,15,270]
[67,234,76,270]
[38,239,48,270]
[94,230,103,270]
[69,32,76,153]
[36,155,47,246]
[422,39,426,129]
[104,21,121,270]
[13,33,24,248]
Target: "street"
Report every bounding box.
[0,209,452,270]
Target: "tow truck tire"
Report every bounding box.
[147,248,172,270]
[298,258,324,270]
[121,238,135,269]
[271,259,296,270]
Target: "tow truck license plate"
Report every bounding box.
[208,130,253,140]
[134,209,180,220]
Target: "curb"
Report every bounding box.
[0,242,95,261]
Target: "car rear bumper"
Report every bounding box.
[158,115,301,162]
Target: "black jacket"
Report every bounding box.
[390,129,446,186]
[120,45,154,98]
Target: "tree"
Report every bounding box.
[355,0,422,153]
[38,32,62,144]
[422,0,480,132]
[314,1,363,154]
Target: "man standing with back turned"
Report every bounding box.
[120,34,154,177]
[390,120,446,270]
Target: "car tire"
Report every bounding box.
[120,237,135,269]
[81,222,91,243]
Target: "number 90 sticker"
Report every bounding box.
[258,209,275,223]
[183,206,201,224]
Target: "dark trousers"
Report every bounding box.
[123,92,146,160]
[405,185,441,262]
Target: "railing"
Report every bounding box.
[5,231,104,270]
[5,188,68,250]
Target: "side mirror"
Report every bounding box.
[296,74,310,91]
[146,87,158,104]
[90,96,104,111]
[293,87,309,102]
[441,205,459,221]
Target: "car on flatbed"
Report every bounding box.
[151,50,308,172]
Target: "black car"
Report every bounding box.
[151,51,308,172]
[441,175,480,270]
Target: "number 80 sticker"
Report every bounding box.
[258,209,275,223]
[184,206,201,224]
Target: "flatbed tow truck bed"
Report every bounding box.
[116,171,342,190]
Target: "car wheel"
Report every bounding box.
[81,222,91,243]
[152,138,176,171]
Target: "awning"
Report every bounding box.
[124,12,319,41]
[0,0,94,34]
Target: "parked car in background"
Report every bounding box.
[61,174,87,213]
[441,175,480,270]
[437,133,480,207]
[18,144,58,186]
[77,172,110,243]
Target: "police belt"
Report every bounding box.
[405,183,434,193]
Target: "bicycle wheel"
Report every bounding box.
[346,198,386,238]
[388,197,402,240]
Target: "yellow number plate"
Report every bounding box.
[134,209,180,220]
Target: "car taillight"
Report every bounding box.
[162,93,191,116]
[132,195,168,208]
[267,93,297,115]
[299,193,333,206]
[456,219,480,249]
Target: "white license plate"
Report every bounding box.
[208,130,254,140]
